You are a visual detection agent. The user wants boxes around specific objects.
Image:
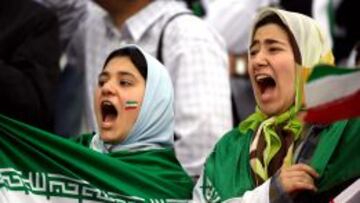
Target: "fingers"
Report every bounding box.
[287,163,319,178]
[289,180,317,192]
[278,163,319,195]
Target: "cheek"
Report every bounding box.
[94,89,101,108]
[94,89,102,122]
[247,65,257,86]
[276,62,296,98]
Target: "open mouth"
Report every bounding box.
[255,74,276,94]
[101,101,118,123]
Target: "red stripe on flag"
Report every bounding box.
[304,90,360,124]
[125,106,137,110]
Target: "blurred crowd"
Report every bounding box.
[0,0,358,179]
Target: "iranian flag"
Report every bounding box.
[304,64,360,124]
[0,115,193,203]
[125,101,139,110]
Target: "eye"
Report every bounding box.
[269,47,282,53]
[119,80,133,87]
[250,48,258,56]
[97,73,109,87]
[98,78,106,87]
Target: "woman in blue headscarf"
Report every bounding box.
[0,45,193,202]
[90,45,175,152]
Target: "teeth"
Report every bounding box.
[255,74,271,81]
[102,101,112,106]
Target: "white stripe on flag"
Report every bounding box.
[305,71,360,108]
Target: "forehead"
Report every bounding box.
[103,56,138,73]
[253,23,290,43]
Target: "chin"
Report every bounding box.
[259,104,283,117]
[101,131,126,144]
[99,131,114,142]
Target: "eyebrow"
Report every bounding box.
[250,38,287,49]
[98,70,136,79]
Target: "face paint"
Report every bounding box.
[124,100,139,110]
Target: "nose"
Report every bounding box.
[101,80,115,96]
[251,49,268,70]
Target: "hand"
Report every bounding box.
[277,163,319,196]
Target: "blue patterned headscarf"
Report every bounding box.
[91,45,174,152]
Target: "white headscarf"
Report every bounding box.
[241,8,336,180]
[91,45,175,152]
[251,7,335,111]
[252,7,334,68]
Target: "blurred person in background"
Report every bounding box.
[0,0,60,132]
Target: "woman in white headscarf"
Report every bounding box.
[192,7,360,203]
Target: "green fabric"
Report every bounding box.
[307,64,360,83]
[310,118,360,193]
[239,106,303,180]
[204,118,360,202]
[0,114,194,202]
[238,107,267,134]
[203,129,255,202]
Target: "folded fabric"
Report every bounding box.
[304,64,360,124]
[0,114,193,203]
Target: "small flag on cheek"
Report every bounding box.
[124,100,139,110]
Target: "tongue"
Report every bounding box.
[260,86,276,102]
[104,114,116,123]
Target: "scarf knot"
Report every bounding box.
[239,106,303,181]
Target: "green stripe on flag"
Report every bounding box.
[307,65,359,83]
[0,114,194,202]
[126,101,138,105]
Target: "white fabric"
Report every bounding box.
[191,174,271,203]
[205,0,279,54]
[312,0,333,48]
[305,71,360,107]
[333,178,360,203]
[346,44,359,67]
[90,45,175,153]
[42,0,232,176]
[253,7,333,68]
[0,189,96,203]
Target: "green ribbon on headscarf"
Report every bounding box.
[239,106,303,180]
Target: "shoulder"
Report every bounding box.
[216,128,251,147]
[319,118,359,138]
[70,133,95,147]
[161,7,224,46]
[1,0,58,29]
[26,0,58,23]
[208,128,253,159]
[332,118,360,144]
[344,117,360,130]
[170,15,222,42]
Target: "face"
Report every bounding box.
[94,56,145,143]
[249,23,296,116]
